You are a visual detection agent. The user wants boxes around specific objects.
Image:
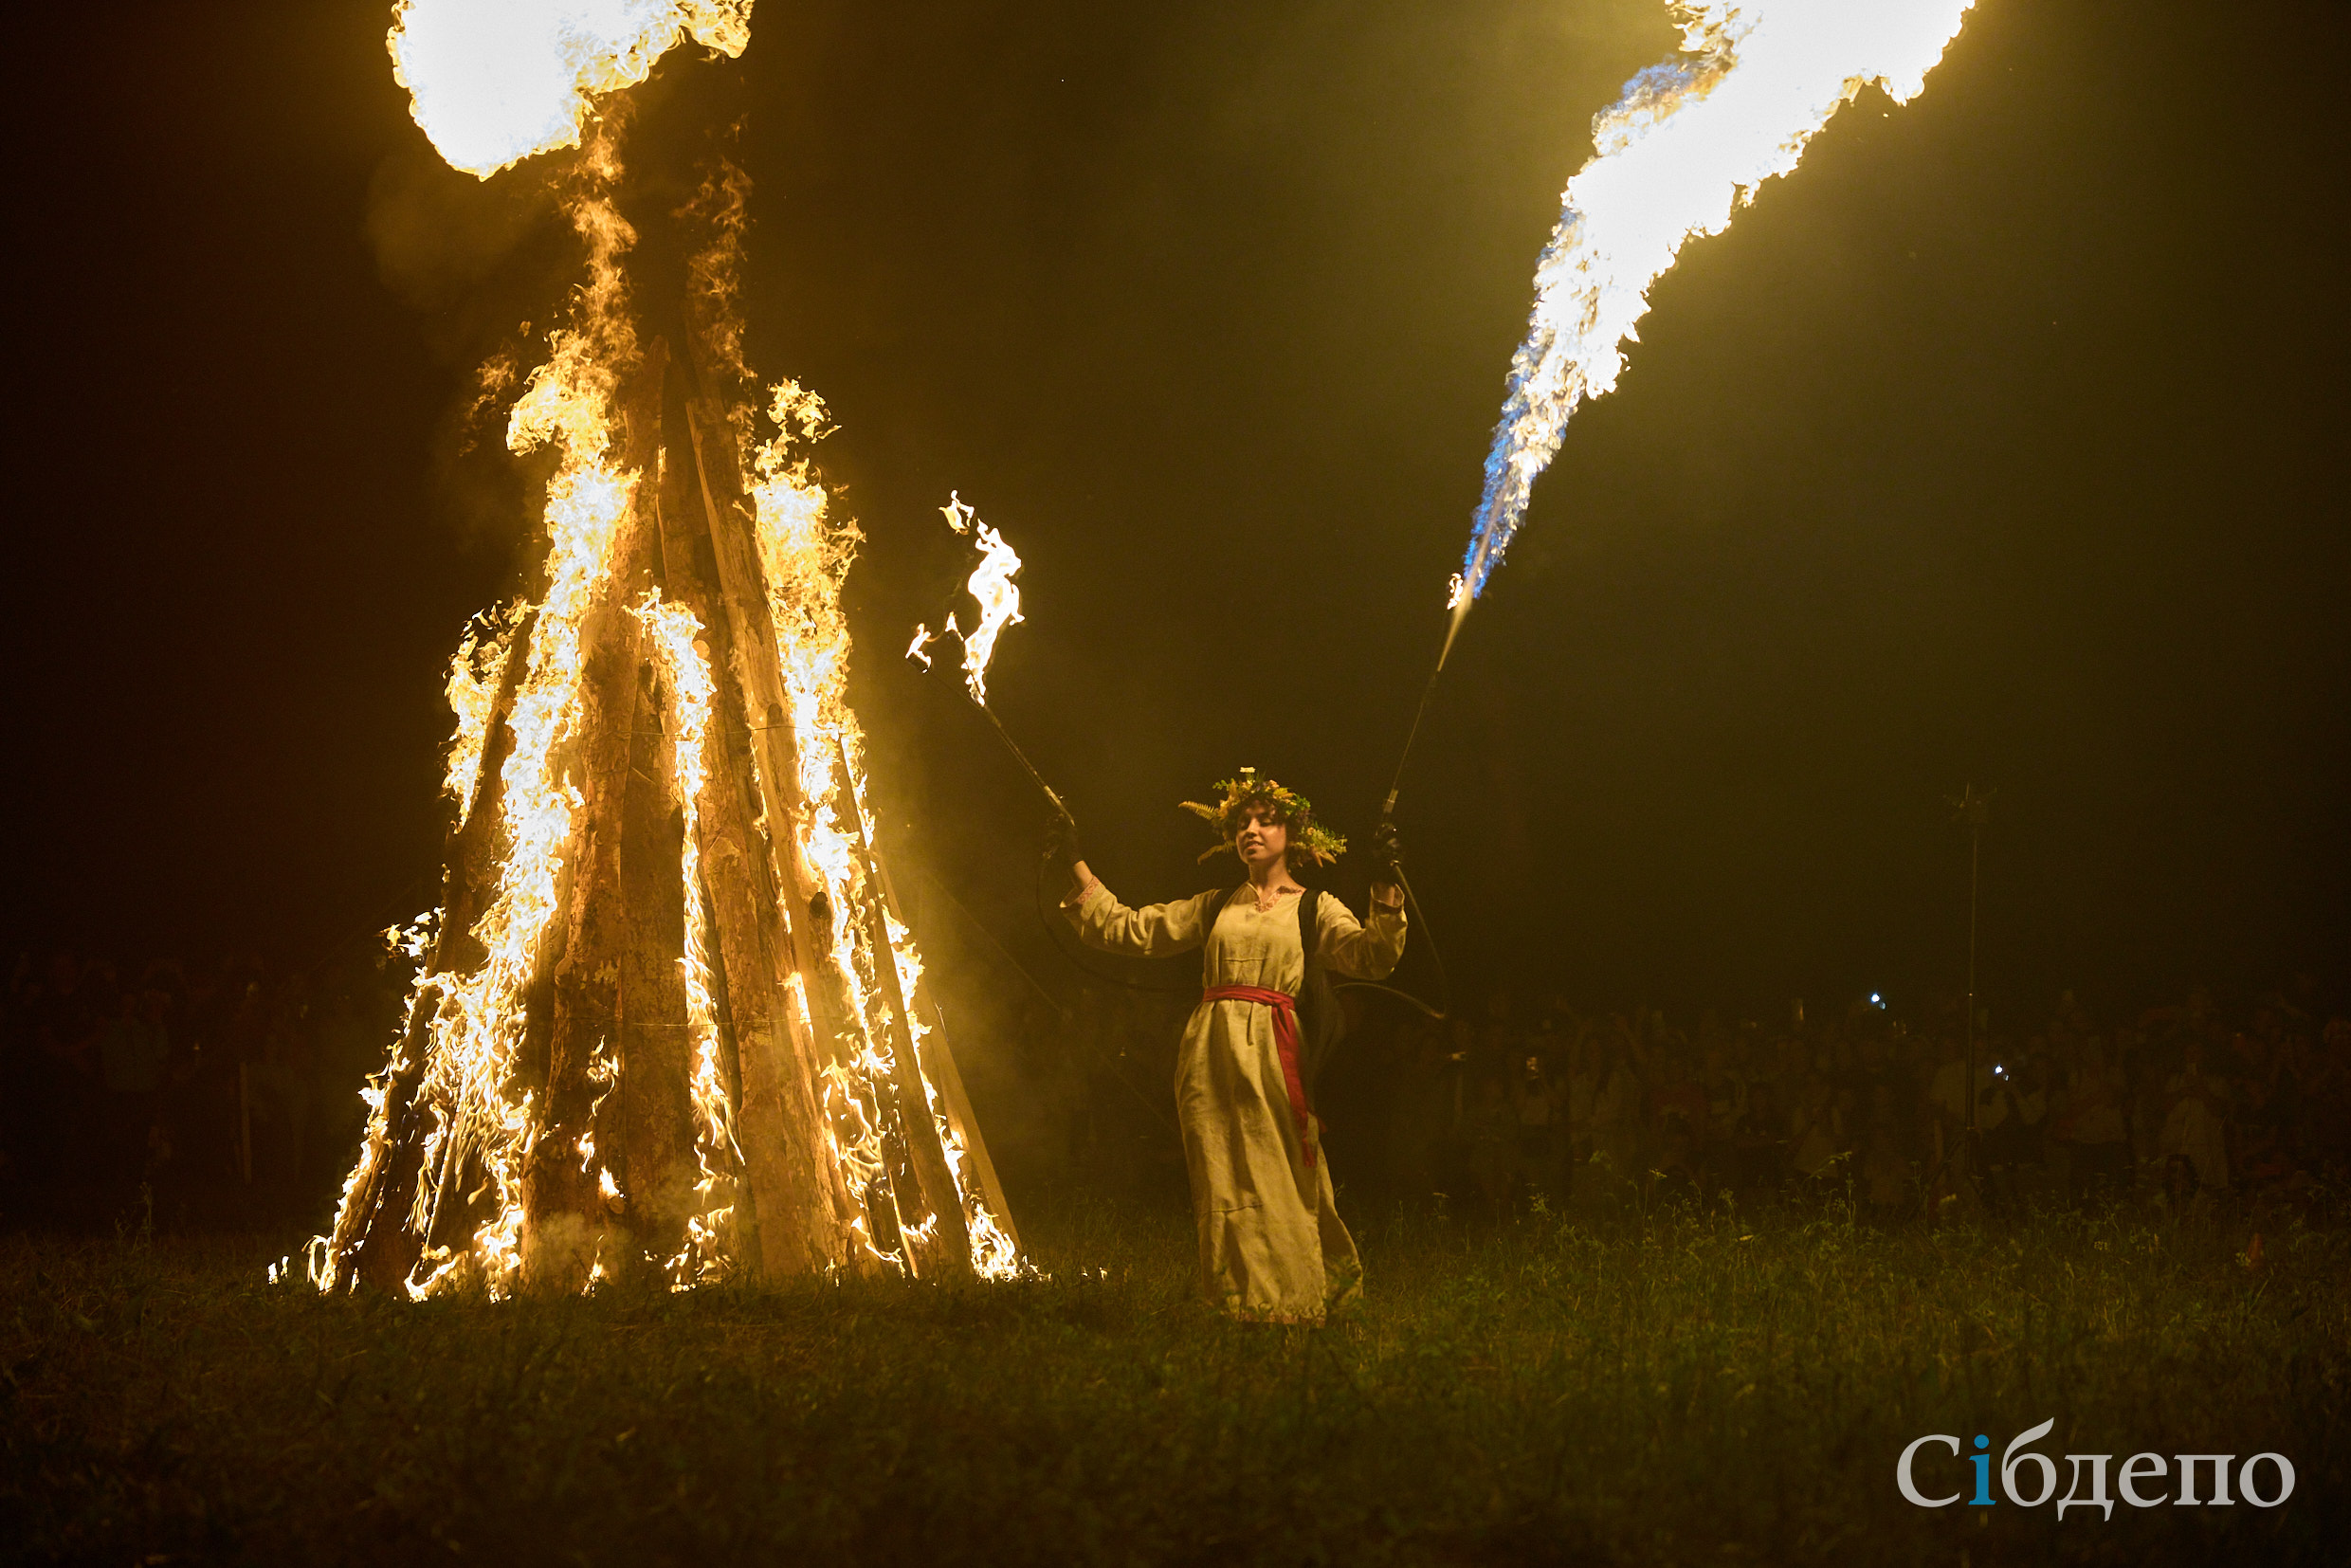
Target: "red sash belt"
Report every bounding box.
[1200,985,1315,1166]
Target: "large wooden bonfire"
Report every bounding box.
[319,121,1018,1298]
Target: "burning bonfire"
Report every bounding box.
[313,1,1020,1297]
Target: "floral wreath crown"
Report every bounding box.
[1178,767,1348,867]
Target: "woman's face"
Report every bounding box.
[1234,804,1289,872]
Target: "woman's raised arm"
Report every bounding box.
[1318,894,1407,981]
[1067,883,1218,958]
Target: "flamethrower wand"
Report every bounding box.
[909,622,1198,999]
[1380,590,1475,823]
[908,499,1446,1014]
[972,695,1073,829]
[906,501,1200,998]
[1345,596,1477,1023]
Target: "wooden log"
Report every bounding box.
[605,338,703,1280]
[833,745,971,1276]
[519,354,661,1290]
[800,886,924,1267]
[576,343,684,1269]
[668,374,908,1249]
[915,1008,1016,1258]
[682,410,953,1268]
[335,606,539,1293]
[612,655,699,1270]
[673,331,1010,1275]
[651,348,862,1277]
[867,855,1020,1259]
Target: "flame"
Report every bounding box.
[631,589,742,1288]
[1455,0,1976,605]
[320,4,1025,1297]
[441,599,529,824]
[377,126,642,1301]
[389,0,753,178]
[879,900,1023,1278]
[746,404,1025,1280]
[934,492,1024,705]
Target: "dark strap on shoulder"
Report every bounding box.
[1199,886,1243,987]
[1195,887,1342,1090]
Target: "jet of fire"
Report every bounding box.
[390,0,753,177]
[1449,0,1974,651]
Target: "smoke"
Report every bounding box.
[365,146,559,316]
[362,146,565,551]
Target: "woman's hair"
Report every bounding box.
[1179,768,1347,869]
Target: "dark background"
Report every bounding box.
[7,0,2345,1029]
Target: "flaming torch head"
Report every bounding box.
[938,492,1024,706]
[1440,569,1473,670]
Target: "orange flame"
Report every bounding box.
[320,6,1025,1297]
[938,492,1024,705]
[441,599,529,825]
[632,589,741,1287]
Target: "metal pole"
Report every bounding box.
[1951,783,1991,1152]
[974,699,1072,825]
[1965,818,1979,1139]
[237,1061,253,1186]
[1382,657,1446,820]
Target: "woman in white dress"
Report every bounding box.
[1058,771,1405,1322]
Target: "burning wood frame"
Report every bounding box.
[312,9,1019,1299]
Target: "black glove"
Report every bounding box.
[1044,813,1083,875]
[1367,819,1403,885]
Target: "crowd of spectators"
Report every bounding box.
[1337,982,2351,1221]
[7,932,2345,1234]
[978,973,2348,1225]
[0,947,396,1225]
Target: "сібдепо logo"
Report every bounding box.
[1898,1421,2294,1520]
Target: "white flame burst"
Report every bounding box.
[389,0,753,178]
[1457,0,1976,606]
[942,493,1024,704]
[908,492,1025,705]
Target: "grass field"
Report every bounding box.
[4,1193,2342,1565]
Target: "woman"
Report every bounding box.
[1058,770,1405,1322]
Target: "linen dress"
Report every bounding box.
[1072,882,1406,1322]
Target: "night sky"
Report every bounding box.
[8,0,2345,1029]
